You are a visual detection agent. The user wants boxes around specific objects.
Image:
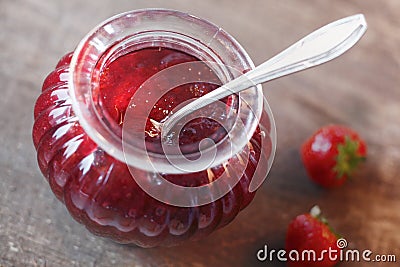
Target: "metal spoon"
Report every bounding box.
[158,14,367,136]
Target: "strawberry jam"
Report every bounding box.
[33,28,272,247]
[98,47,233,155]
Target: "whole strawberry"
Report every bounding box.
[301,125,367,188]
[286,206,340,267]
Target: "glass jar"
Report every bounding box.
[32,9,276,247]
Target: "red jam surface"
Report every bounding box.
[98,47,233,154]
[33,47,270,247]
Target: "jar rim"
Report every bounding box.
[69,8,265,174]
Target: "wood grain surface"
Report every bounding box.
[1,0,399,266]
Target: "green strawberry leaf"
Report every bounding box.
[334,136,366,179]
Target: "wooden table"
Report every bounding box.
[1,0,399,266]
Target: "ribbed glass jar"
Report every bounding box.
[32,9,276,247]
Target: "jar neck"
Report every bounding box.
[69,9,263,174]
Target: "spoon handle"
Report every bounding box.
[163,14,367,133]
[246,14,367,84]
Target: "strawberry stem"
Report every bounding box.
[333,136,365,179]
[310,205,341,238]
